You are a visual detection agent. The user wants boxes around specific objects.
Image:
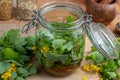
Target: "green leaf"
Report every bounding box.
[17,67,29,77]
[44,52,71,67]
[4,60,22,67]
[15,37,26,54]
[4,29,20,46]
[70,51,83,61]
[4,48,20,60]
[103,60,118,71]
[11,71,17,80]
[66,16,75,23]
[86,51,104,63]
[0,50,4,61]
[18,37,27,46]
[63,42,74,51]
[29,63,37,75]
[51,22,74,28]
[72,29,81,38]
[15,45,26,54]
[38,30,54,42]
[0,29,20,49]
[0,62,5,74]
[52,39,66,49]
[117,60,120,66]
[106,72,117,79]
[26,35,35,46]
[117,38,120,43]
[0,62,11,74]
[36,52,42,66]
[91,46,97,52]
[0,29,27,54]
[0,33,5,44]
[20,55,30,62]
[16,76,25,80]
[4,62,11,71]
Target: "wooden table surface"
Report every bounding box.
[0,0,120,80]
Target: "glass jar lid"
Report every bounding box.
[86,22,119,59]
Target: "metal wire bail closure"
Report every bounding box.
[85,14,93,24]
[21,10,38,33]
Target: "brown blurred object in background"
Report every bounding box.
[96,0,114,4]
[85,0,119,25]
[0,0,13,20]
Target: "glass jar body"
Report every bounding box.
[16,0,37,20]
[0,0,13,20]
[36,1,86,76]
[36,28,85,76]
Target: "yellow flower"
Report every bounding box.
[10,63,17,72]
[8,68,12,72]
[90,64,100,74]
[6,71,11,77]
[32,46,36,50]
[82,64,100,74]
[11,63,16,67]
[82,75,87,80]
[40,46,50,57]
[1,74,8,80]
[82,64,90,72]
[1,70,11,80]
[40,46,50,53]
[40,49,44,53]
[42,53,47,57]
[11,67,16,72]
[99,78,103,80]
[1,63,17,80]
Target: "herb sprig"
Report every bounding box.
[0,29,37,80]
[82,39,120,80]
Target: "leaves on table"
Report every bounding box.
[85,39,120,80]
[86,51,104,63]
[0,29,37,80]
[0,62,11,74]
[25,35,35,46]
[16,76,25,80]
[29,63,37,75]
[17,67,29,77]
[11,72,18,80]
[4,47,20,60]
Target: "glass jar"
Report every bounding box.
[0,0,13,20]
[36,1,85,76]
[22,0,119,77]
[16,0,37,20]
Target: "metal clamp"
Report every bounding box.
[85,14,92,23]
[21,10,38,33]
[84,14,93,28]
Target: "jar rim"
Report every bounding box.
[38,1,85,30]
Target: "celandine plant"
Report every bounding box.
[82,39,120,80]
[0,29,37,80]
